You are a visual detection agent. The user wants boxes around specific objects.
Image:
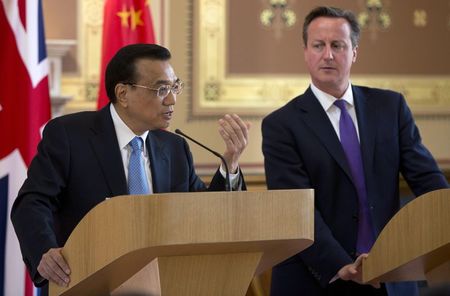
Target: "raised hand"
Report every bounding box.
[218,114,251,173]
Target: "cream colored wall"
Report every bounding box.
[416,117,450,161]
[44,0,449,175]
[167,1,263,173]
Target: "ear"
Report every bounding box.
[115,83,129,107]
[352,45,358,63]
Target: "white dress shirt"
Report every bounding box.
[110,104,153,193]
[110,104,239,191]
[310,83,360,142]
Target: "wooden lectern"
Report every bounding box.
[362,188,450,286]
[49,189,314,296]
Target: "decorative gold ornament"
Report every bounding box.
[282,9,296,27]
[358,12,369,27]
[358,0,391,30]
[379,12,391,29]
[413,10,427,27]
[367,0,382,9]
[85,82,99,102]
[260,0,296,38]
[204,81,221,101]
[84,0,103,27]
[260,9,275,27]
[270,0,287,6]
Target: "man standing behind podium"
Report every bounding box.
[11,43,250,293]
[262,6,449,296]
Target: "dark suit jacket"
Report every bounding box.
[11,105,242,289]
[262,86,448,295]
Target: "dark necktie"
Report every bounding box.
[334,99,375,254]
[128,137,150,195]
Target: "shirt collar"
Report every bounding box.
[310,82,354,111]
[110,104,149,150]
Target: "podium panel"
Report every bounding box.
[50,189,314,296]
[362,189,450,285]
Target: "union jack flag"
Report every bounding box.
[0,0,51,295]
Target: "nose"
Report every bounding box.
[163,92,176,106]
[323,45,334,61]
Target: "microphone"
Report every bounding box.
[174,129,232,192]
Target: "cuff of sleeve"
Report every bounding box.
[219,164,240,189]
[329,273,340,283]
[35,274,47,286]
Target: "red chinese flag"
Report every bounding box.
[97,0,156,109]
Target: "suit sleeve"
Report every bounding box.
[396,95,449,193]
[180,138,246,192]
[262,116,352,286]
[208,167,246,191]
[10,119,68,285]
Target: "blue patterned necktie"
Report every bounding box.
[334,99,375,254]
[128,137,150,195]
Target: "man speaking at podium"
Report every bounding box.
[262,6,449,296]
[11,44,250,294]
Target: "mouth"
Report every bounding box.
[320,66,336,71]
[162,111,173,120]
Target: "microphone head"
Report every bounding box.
[174,128,182,135]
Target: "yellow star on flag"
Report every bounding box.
[116,6,131,28]
[130,6,144,30]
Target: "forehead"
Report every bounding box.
[133,58,176,83]
[307,17,352,41]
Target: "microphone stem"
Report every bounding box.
[175,129,232,191]
[222,161,232,192]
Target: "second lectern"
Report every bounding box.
[363,188,450,286]
[49,189,314,296]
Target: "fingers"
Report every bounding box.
[337,264,357,281]
[355,253,381,288]
[37,248,71,287]
[337,254,382,288]
[218,114,250,172]
[218,114,250,149]
[354,253,368,268]
[348,265,358,274]
[369,281,381,289]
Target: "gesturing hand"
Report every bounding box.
[218,114,251,173]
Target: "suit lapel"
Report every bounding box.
[147,131,170,193]
[89,105,128,197]
[297,88,354,181]
[353,86,376,184]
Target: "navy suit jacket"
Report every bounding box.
[11,105,240,287]
[262,86,448,295]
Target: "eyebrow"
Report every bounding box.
[312,39,346,43]
[151,78,180,85]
